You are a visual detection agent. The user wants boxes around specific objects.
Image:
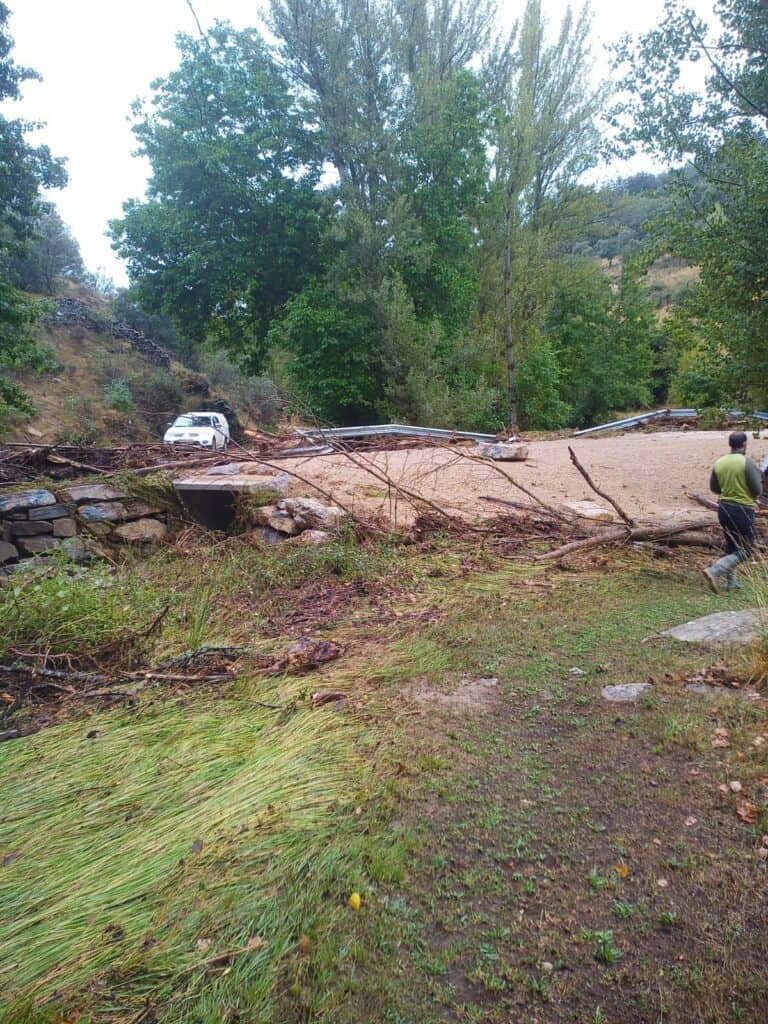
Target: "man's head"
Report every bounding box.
[729,431,748,452]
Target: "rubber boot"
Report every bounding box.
[703,553,741,594]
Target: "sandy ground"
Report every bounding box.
[279,430,768,526]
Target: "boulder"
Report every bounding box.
[266,508,302,536]
[0,489,56,515]
[0,541,18,564]
[476,442,529,462]
[564,501,615,522]
[17,536,61,556]
[60,537,104,563]
[113,519,168,544]
[660,610,763,646]
[281,497,347,531]
[52,518,77,538]
[57,484,128,505]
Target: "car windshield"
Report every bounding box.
[172,415,214,429]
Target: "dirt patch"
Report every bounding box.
[410,674,502,711]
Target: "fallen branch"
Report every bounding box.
[537,517,718,561]
[686,491,719,512]
[568,446,635,526]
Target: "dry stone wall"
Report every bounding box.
[0,484,169,569]
[46,298,172,369]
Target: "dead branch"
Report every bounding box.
[567,446,635,526]
[537,516,719,562]
[685,491,719,512]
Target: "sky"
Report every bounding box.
[4,0,717,286]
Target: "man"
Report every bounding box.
[704,431,762,593]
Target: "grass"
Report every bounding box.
[0,689,375,1021]
[2,529,768,1022]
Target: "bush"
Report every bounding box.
[103,377,134,412]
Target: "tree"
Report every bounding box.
[110,22,325,362]
[485,0,604,428]
[612,0,768,406]
[0,2,67,413]
[7,206,84,295]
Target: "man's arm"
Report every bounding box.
[710,467,721,494]
[746,458,763,499]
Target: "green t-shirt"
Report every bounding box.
[711,453,762,506]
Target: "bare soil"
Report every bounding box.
[281,431,768,526]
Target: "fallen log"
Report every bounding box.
[538,516,719,561]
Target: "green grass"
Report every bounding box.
[0,690,373,1021]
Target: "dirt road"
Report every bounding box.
[282,430,767,525]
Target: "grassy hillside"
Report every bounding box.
[2,285,228,445]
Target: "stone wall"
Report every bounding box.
[46,298,172,369]
[0,484,168,569]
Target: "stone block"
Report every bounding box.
[563,500,615,522]
[476,441,529,461]
[17,536,61,556]
[52,518,77,538]
[0,489,56,515]
[29,504,70,521]
[113,518,168,544]
[9,521,53,537]
[56,484,129,505]
[290,529,331,546]
[77,502,128,523]
[281,497,346,531]
[0,540,18,564]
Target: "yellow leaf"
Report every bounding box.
[348,891,361,910]
[613,863,629,879]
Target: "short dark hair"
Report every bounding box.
[729,431,748,450]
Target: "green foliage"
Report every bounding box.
[103,376,134,412]
[110,22,324,354]
[4,206,84,295]
[516,331,570,429]
[0,561,161,660]
[614,0,768,409]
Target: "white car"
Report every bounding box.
[163,412,230,450]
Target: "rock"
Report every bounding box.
[476,442,529,461]
[52,518,77,538]
[204,463,241,476]
[56,484,128,505]
[253,525,285,545]
[0,489,56,515]
[563,500,615,522]
[112,519,168,544]
[29,504,70,521]
[569,666,587,676]
[266,509,302,536]
[60,537,103,563]
[290,529,332,546]
[0,541,18,564]
[282,497,347,531]
[602,682,654,702]
[8,521,53,537]
[26,426,43,439]
[77,502,128,523]
[82,521,114,538]
[17,536,61,556]
[661,610,763,646]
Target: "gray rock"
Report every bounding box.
[660,610,763,646]
[253,525,284,545]
[476,441,529,461]
[77,502,128,523]
[17,536,61,556]
[29,504,70,521]
[265,508,301,536]
[60,537,101,563]
[281,497,347,531]
[52,518,77,538]
[112,519,168,544]
[602,682,654,702]
[56,484,128,505]
[0,541,18,564]
[8,521,53,537]
[0,489,56,515]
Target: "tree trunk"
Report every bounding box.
[503,204,517,431]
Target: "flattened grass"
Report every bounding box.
[0,691,367,1021]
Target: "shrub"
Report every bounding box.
[103,377,134,412]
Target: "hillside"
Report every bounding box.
[2,285,241,445]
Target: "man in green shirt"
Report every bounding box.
[703,431,762,593]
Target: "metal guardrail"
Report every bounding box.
[573,408,768,437]
[297,423,500,443]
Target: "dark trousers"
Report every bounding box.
[718,501,756,560]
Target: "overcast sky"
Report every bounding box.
[5,0,716,286]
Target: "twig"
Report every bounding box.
[567,446,635,526]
